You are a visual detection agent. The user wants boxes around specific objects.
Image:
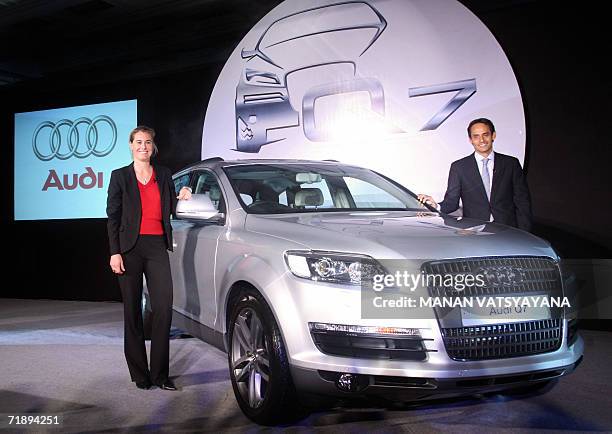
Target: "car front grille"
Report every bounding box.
[441,319,563,361]
[422,256,561,297]
[422,256,563,360]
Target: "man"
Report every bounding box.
[418,118,532,231]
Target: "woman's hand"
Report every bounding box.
[177,186,192,201]
[110,254,125,274]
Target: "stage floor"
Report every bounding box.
[1,298,611,433]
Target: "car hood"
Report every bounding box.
[245,211,555,260]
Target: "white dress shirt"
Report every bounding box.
[474,151,494,221]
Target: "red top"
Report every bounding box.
[137,169,164,235]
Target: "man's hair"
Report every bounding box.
[129,125,158,157]
[467,118,495,137]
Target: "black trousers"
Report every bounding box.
[117,235,173,384]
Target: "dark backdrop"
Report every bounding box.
[1,1,610,303]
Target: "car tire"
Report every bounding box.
[227,289,299,425]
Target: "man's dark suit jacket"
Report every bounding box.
[439,152,532,231]
[107,163,178,255]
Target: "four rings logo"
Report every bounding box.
[477,266,528,287]
[32,115,117,161]
[34,115,115,192]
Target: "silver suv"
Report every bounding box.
[167,158,583,424]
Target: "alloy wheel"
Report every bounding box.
[230,306,271,408]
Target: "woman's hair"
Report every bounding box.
[129,125,158,158]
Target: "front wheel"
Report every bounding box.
[228,290,298,424]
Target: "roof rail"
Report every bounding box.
[202,157,224,163]
[176,157,225,174]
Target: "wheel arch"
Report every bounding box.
[223,279,286,353]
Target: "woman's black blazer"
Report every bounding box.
[106,163,178,255]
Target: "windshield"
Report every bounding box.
[223,163,429,214]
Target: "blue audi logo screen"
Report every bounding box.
[14,99,136,220]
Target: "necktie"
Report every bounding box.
[481,158,491,200]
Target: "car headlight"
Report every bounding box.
[284,250,386,285]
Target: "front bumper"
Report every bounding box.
[265,274,584,395]
[291,352,583,401]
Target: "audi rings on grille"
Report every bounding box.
[32,116,117,161]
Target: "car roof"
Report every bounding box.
[175,158,365,175]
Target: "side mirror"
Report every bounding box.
[176,194,223,221]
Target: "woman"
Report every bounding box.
[106,125,191,390]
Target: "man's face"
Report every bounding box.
[469,122,495,156]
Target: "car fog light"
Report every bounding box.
[337,373,356,391]
[336,373,368,392]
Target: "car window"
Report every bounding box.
[224,164,427,214]
[297,179,334,208]
[344,176,405,208]
[173,173,191,194]
[192,171,225,213]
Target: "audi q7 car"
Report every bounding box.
[164,158,583,424]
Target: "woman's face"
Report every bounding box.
[130,131,154,162]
